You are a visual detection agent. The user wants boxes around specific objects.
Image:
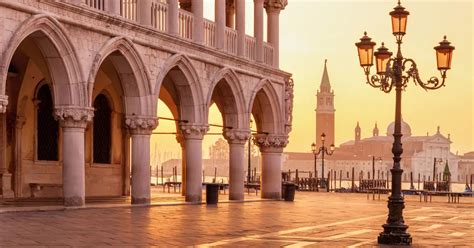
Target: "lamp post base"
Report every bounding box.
[378,225,412,245]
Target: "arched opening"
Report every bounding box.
[3,27,77,198]
[36,84,59,161]
[154,55,204,202]
[87,50,142,197]
[93,93,112,164]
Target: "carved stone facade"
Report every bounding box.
[0,0,292,204]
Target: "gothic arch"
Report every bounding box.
[205,67,246,129]
[248,79,283,134]
[0,14,85,106]
[88,36,154,116]
[155,54,205,124]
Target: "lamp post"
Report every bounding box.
[355,1,454,245]
[433,157,443,182]
[370,156,383,180]
[311,133,335,188]
[247,120,253,183]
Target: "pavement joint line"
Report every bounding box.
[283,241,317,248]
[449,232,465,237]
[197,207,429,247]
[416,224,443,232]
[0,198,277,214]
[346,239,375,248]
[447,216,460,221]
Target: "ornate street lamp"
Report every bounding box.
[312,133,335,188]
[355,1,454,245]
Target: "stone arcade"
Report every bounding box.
[0,0,293,206]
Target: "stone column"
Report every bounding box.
[167,0,179,36]
[235,0,245,56]
[264,0,287,68]
[55,107,94,207]
[215,0,226,50]
[226,0,235,28]
[125,116,158,204]
[137,0,152,26]
[180,124,208,202]
[14,116,25,198]
[254,134,288,199]
[176,134,186,196]
[192,0,204,44]
[0,95,13,198]
[254,0,264,62]
[106,0,121,15]
[224,129,250,201]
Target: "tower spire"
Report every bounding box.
[320,59,331,92]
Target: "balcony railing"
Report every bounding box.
[264,43,274,67]
[245,35,256,61]
[225,27,237,55]
[121,0,137,21]
[178,9,193,40]
[84,1,274,67]
[86,0,105,11]
[203,19,216,48]
[151,1,167,32]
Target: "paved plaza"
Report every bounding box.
[0,192,472,247]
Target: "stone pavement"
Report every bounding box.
[0,192,472,247]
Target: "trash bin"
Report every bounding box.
[206,183,220,204]
[283,182,296,201]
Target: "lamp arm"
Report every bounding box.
[364,59,395,93]
[403,58,447,90]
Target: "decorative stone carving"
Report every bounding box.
[264,0,288,10]
[180,124,209,140]
[284,77,294,135]
[224,129,251,144]
[125,116,158,135]
[0,95,8,114]
[253,134,288,152]
[54,107,94,129]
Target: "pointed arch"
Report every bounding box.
[248,79,283,134]
[0,14,85,106]
[88,36,153,116]
[205,67,247,129]
[155,54,205,124]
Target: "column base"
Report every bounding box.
[378,232,412,245]
[131,197,150,205]
[229,192,244,201]
[1,173,14,198]
[261,192,281,200]
[64,196,85,207]
[185,194,202,203]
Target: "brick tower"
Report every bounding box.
[315,60,335,147]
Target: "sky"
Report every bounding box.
[151,0,473,162]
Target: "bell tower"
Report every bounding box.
[315,60,335,147]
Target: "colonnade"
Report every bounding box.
[74,0,286,67]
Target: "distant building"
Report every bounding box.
[283,61,472,183]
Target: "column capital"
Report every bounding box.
[264,0,287,11]
[224,129,250,144]
[54,106,94,129]
[253,134,288,153]
[0,95,8,113]
[180,124,209,140]
[125,116,158,135]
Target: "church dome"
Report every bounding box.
[386,119,412,137]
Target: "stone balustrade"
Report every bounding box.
[79,0,278,67]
